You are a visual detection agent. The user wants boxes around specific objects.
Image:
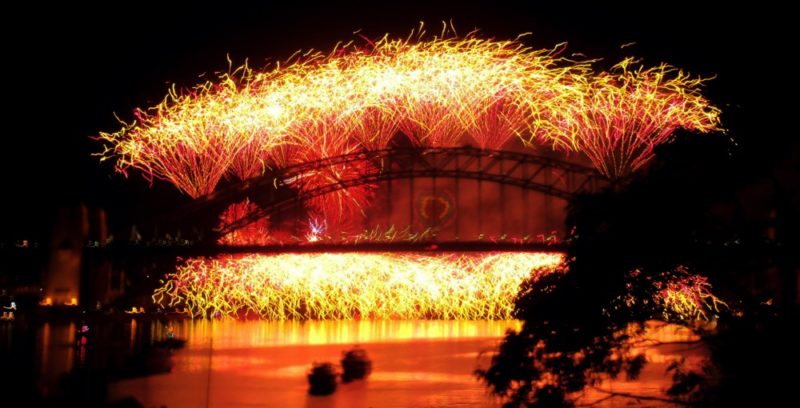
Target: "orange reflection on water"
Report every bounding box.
[580,322,707,407]
[630,321,704,365]
[36,322,75,398]
[159,319,521,350]
[107,319,709,407]
[112,319,518,407]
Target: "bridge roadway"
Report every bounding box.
[87,241,567,257]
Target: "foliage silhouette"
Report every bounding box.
[477,133,798,407]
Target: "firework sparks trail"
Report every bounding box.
[305,217,326,242]
[154,252,565,320]
[95,29,725,322]
[96,28,720,236]
[96,31,589,194]
[154,254,723,321]
[656,266,727,321]
[218,199,271,245]
[557,59,721,178]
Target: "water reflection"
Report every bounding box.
[171,319,522,348]
[1,319,701,407]
[107,320,519,407]
[37,322,76,398]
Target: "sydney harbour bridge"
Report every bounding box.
[79,32,718,319]
[139,145,608,254]
[82,144,607,320]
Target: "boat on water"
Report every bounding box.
[152,338,187,349]
[153,325,186,349]
[307,362,338,395]
[341,347,372,382]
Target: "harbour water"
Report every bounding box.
[2,318,701,407]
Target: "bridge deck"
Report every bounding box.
[89,241,566,256]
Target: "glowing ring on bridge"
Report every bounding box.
[417,190,455,229]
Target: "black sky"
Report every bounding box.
[1,1,794,239]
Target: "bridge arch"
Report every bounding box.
[213,146,607,238]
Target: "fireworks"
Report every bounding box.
[218,200,271,245]
[153,252,565,320]
[622,266,727,322]
[556,59,721,178]
[96,29,720,233]
[153,254,723,321]
[98,29,724,322]
[656,266,727,321]
[91,33,553,205]
[96,32,720,234]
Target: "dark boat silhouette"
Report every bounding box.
[341,347,372,382]
[307,362,338,395]
[153,325,186,349]
[152,338,186,349]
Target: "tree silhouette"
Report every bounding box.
[477,133,798,406]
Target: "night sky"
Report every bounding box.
[2,1,794,240]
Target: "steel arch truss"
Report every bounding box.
[212,146,606,237]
